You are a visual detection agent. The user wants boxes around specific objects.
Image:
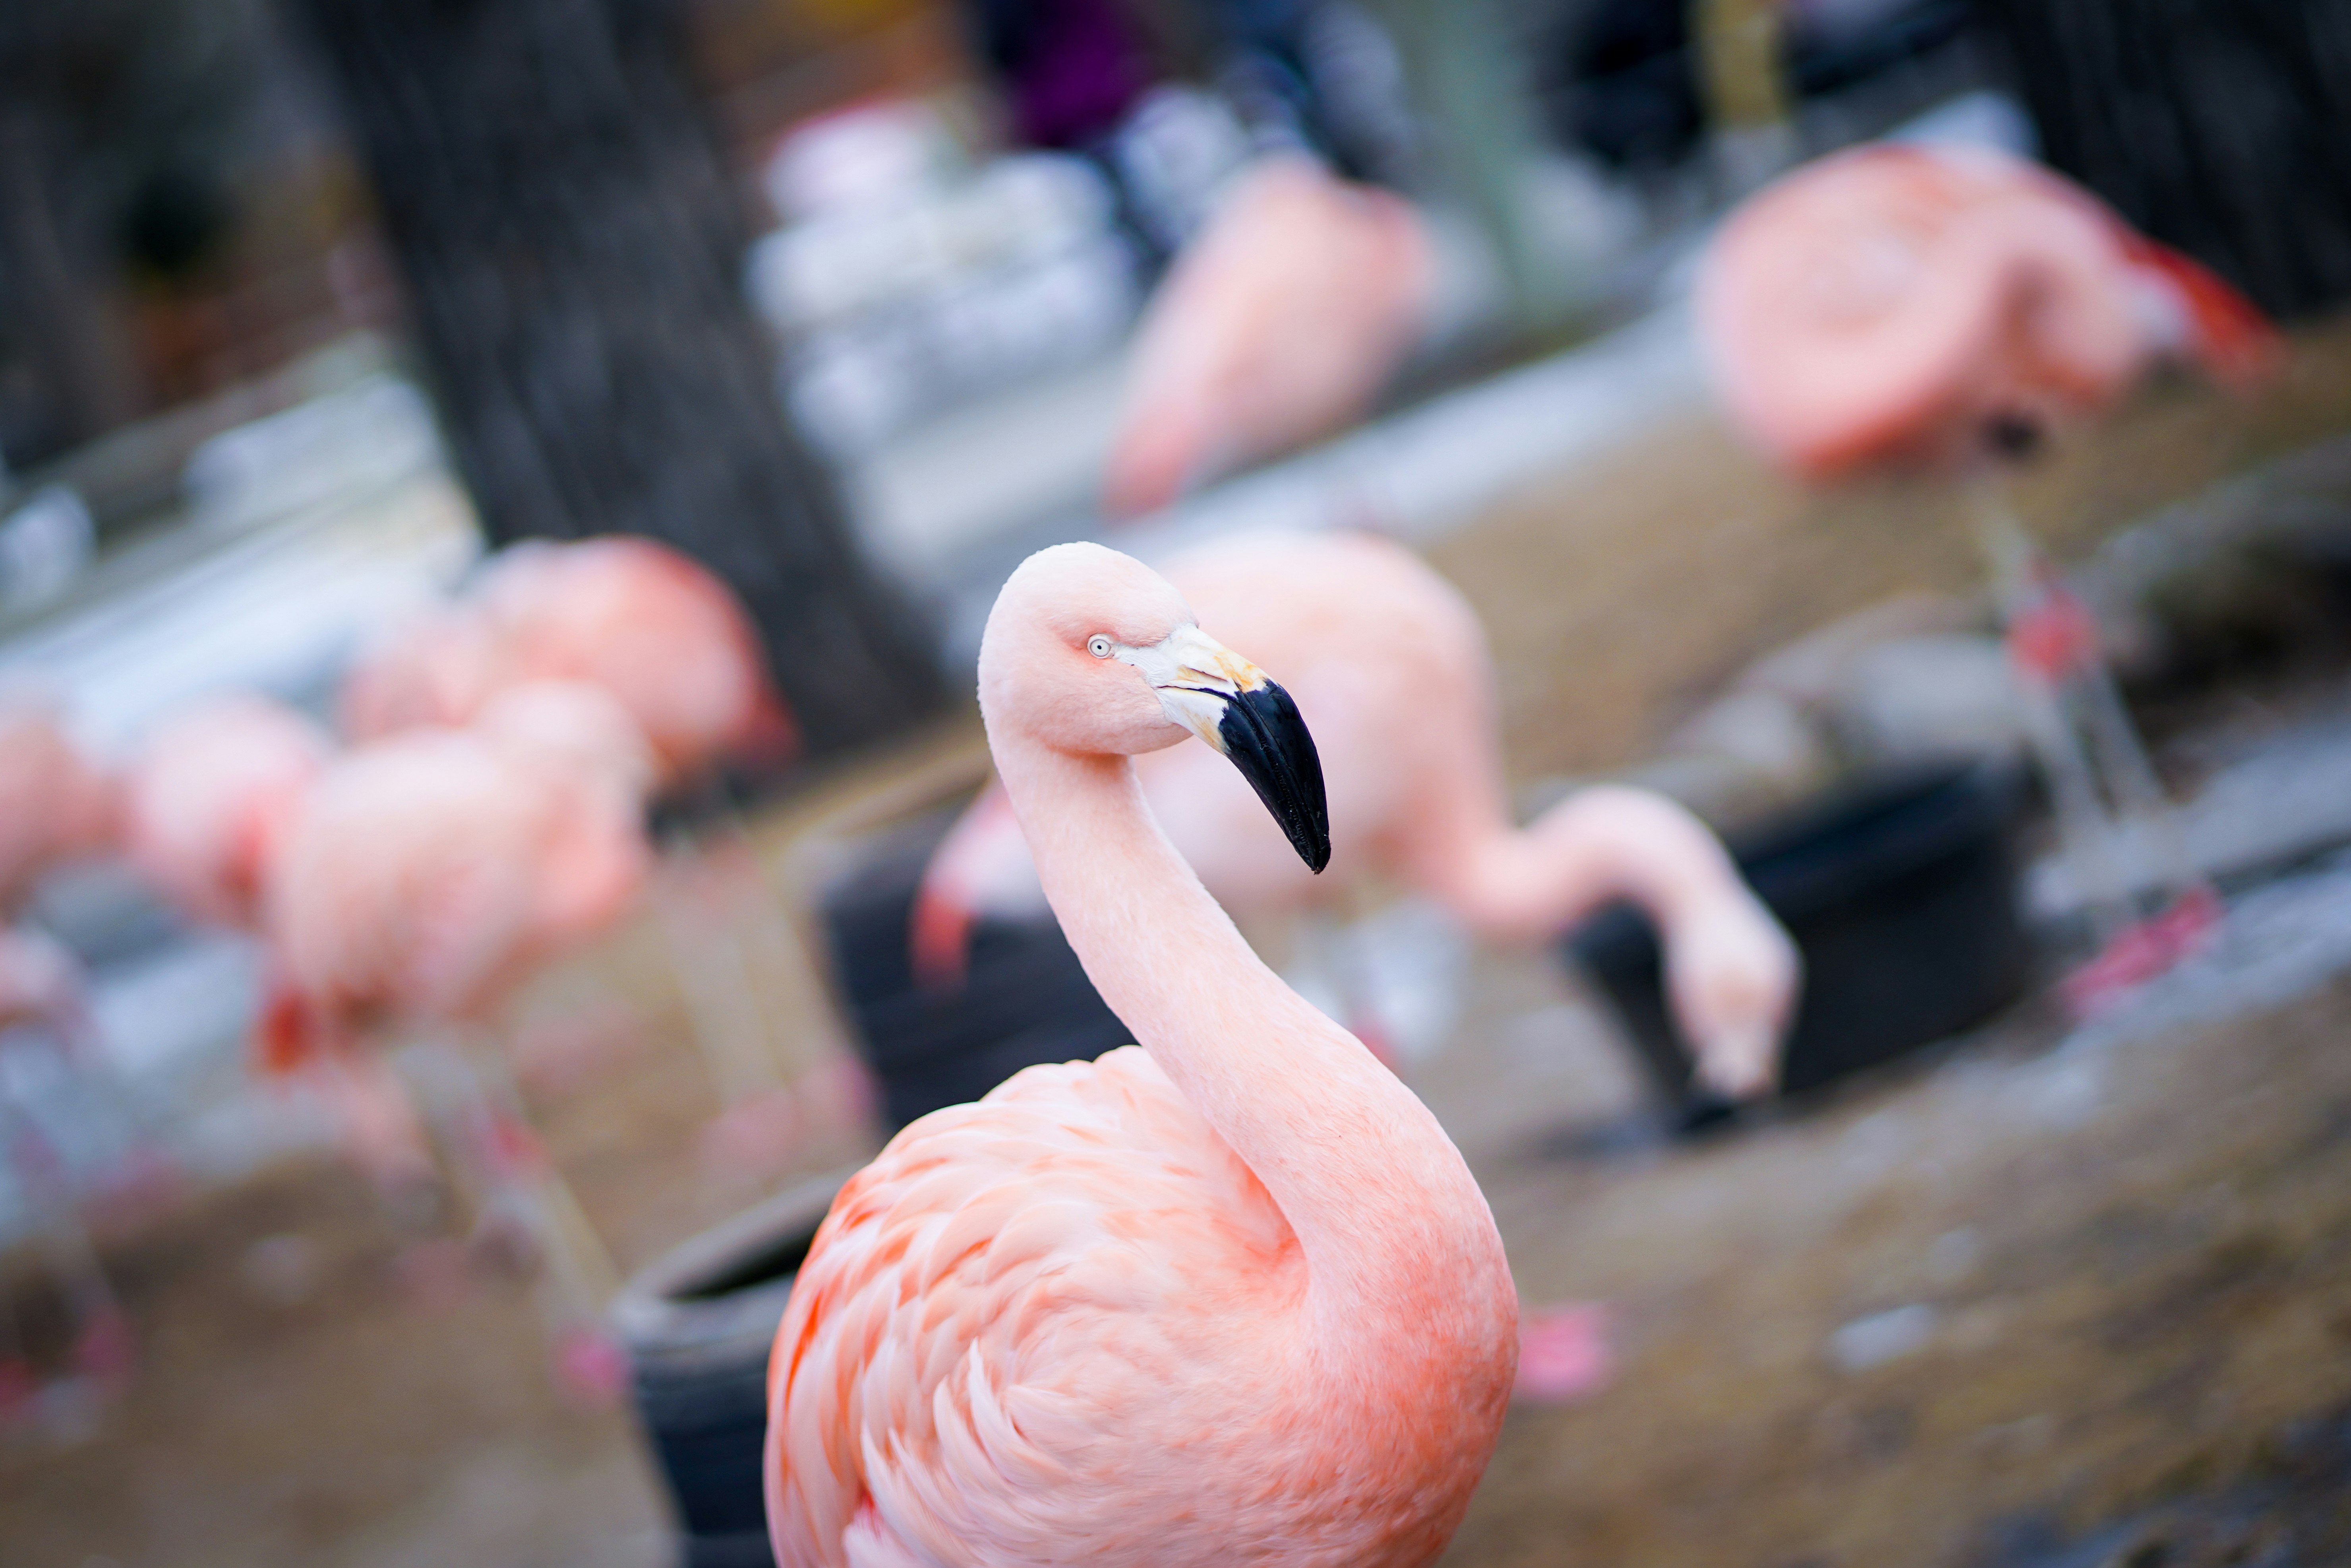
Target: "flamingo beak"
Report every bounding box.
[1129,625,1332,873]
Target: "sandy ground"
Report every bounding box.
[8,317,2351,1567]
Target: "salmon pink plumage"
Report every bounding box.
[766,542,1517,1567]
[125,695,332,930]
[1697,141,2279,477]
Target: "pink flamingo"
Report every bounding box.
[260,686,654,1399]
[0,699,121,913]
[341,540,810,1159]
[1697,141,2274,479]
[122,694,442,1205]
[265,687,652,1049]
[764,542,1516,1566]
[1696,141,2279,1005]
[344,536,793,787]
[1103,158,1437,516]
[0,926,136,1429]
[916,532,1798,1098]
[123,695,333,931]
[474,540,818,1165]
[469,536,795,787]
[340,601,513,744]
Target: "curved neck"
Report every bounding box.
[989,725,1506,1361]
[1433,784,1741,947]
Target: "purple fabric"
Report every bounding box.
[1002,0,1154,149]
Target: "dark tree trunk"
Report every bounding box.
[1982,0,2351,322]
[290,0,944,759]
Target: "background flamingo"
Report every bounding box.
[766,542,1515,1566]
[467,536,795,787]
[1697,140,2275,479]
[916,531,1798,1098]
[123,693,446,1207]
[0,699,121,914]
[124,695,332,931]
[341,538,813,1166]
[260,689,654,1399]
[1696,140,2280,1005]
[1102,158,1437,517]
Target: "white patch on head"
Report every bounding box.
[1100,623,1269,753]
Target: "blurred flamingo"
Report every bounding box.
[1697,141,2279,1005]
[261,685,655,1400]
[122,694,442,1207]
[765,543,1516,1566]
[916,532,1797,1097]
[470,536,796,787]
[1103,158,1436,516]
[1697,140,2275,479]
[341,539,813,1161]
[0,926,134,1430]
[345,536,794,785]
[124,695,332,931]
[340,601,512,744]
[0,698,120,914]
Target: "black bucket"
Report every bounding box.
[610,1172,851,1568]
[1566,761,2031,1126]
[817,808,1132,1130]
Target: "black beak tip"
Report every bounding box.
[1216,681,1332,875]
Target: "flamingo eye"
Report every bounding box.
[1087,635,1114,659]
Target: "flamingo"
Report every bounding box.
[341,539,812,1160]
[1695,140,2279,1005]
[0,698,120,913]
[344,536,794,787]
[1102,158,1437,517]
[1696,140,2276,479]
[339,600,512,744]
[121,693,453,1210]
[265,685,652,1053]
[123,695,333,931]
[260,685,654,1398]
[915,532,1798,1098]
[469,536,795,787]
[765,541,1516,1566]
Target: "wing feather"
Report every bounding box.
[766,1048,1302,1566]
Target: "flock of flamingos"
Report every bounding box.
[0,130,2276,1565]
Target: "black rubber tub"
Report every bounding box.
[611,1171,852,1568]
[818,809,1132,1130]
[1566,760,2030,1128]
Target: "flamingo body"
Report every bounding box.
[768,543,1515,1567]
[125,696,332,929]
[1103,159,1435,516]
[474,537,789,783]
[1697,141,2277,477]
[917,532,1796,1095]
[0,702,118,913]
[263,723,648,1057]
[341,537,791,786]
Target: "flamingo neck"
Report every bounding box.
[1437,784,1737,948]
[989,728,1509,1367]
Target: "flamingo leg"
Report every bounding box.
[397,1034,626,1404]
[1973,484,2220,1009]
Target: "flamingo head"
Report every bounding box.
[1665,893,1802,1101]
[980,543,1331,873]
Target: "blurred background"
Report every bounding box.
[3,0,2351,1564]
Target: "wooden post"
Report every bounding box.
[292,0,945,761]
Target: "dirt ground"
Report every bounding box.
[9,316,2351,1567]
